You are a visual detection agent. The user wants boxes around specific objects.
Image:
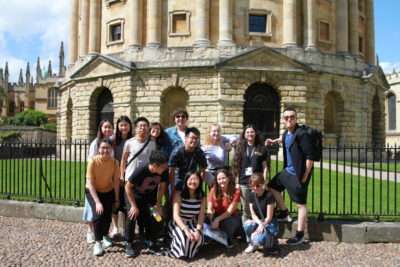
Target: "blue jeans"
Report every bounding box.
[217,215,241,240]
[243,218,278,245]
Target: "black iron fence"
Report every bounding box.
[0,140,399,220]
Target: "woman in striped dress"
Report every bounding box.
[166,171,206,258]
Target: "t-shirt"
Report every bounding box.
[123,137,156,181]
[112,136,128,163]
[284,133,296,175]
[127,164,168,204]
[208,188,240,216]
[86,155,120,193]
[239,145,269,185]
[168,146,207,181]
[249,190,275,220]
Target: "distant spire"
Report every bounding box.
[48,60,52,77]
[18,68,24,85]
[376,54,379,66]
[0,68,3,84]
[394,68,397,74]
[5,62,9,76]
[26,62,30,76]
[36,57,41,82]
[59,41,65,76]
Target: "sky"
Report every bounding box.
[0,0,399,83]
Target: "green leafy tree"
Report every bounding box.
[8,110,48,126]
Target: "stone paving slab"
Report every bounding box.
[1,216,399,267]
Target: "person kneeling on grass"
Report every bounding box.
[124,150,168,258]
[85,138,120,256]
[243,173,278,254]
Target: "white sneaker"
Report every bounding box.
[102,236,113,248]
[244,243,259,254]
[86,232,95,244]
[109,228,120,238]
[93,242,104,256]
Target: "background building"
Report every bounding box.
[385,69,400,146]
[59,0,388,145]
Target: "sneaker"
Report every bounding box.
[86,232,95,244]
[102,236,113,248]
[226,238,234,249]
[109,228,120,238]
[93,242,104,256]
[125,242,135,258]
[277,210,293,223]
[147,243,161,255]
[286,235,305,245]
[244,243,259,253]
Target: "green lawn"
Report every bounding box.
[322,159,400,173]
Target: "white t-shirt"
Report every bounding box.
[123,137,156,181]
[178,130,185,143]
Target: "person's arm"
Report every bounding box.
[262,160,269,181]
[265,137,282,146]
[249,203,265,235]
[169,166,176,198]
[207,200,215,222]
[155,182,166,216]
[301,159,314,183]
[87,178,103,215]
[200,168,206,183]
[113,161,120,208]
[120,151,129,182]
[211,200,239,229]
[172,193,196,242]
[125,181,139,220]
[193,197,206,242]
[262,203,275,225]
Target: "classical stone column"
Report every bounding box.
[68,0,79,64]
[348,0,359,55]
[130,0,142,47]
[283,0,297,47]
[79,0,90,57]
[146,0,161,47]
[89,0,101,54]
[336,0,349,54]
[365,0,375,65]
[217,0,234,47]
[193,0,210,47]
[303,0,316,50]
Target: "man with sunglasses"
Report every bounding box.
[265,107,315,246]
[165,108,189,158]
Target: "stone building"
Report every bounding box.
[59,0,388,146]
[385,69,400,146]
[0,43,66,123]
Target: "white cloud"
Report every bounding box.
[380,62,400,74]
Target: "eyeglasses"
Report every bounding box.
[99,146,112,150]
[250,184,262,188]
[175,115,186,119]
[187,136,199,141]
[136,123,149,128]
[283,115,296,121]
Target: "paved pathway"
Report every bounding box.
[1,216,399,267]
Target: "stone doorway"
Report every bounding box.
[161,87,188,128]
[96,88,114,129]
[243,83,280,140]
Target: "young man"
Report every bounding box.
[265,107,315,245]
[168,127,207,196]
[124,150,168,257]
[164,108,189,158]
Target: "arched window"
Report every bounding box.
[160,87,189,128]
[387,93,396,130]
[324,94,336,133]
[19,101,25,112]
[96,88,114,128]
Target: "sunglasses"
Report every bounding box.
[283,115,296,120]
[175,115,186,119]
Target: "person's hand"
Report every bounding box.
[254,223,265,235]
[211,218,219,229]
[265,139,273,146]
[225,143,232,152]
[154,205,163,217]
[95,202,104,215]
[128,206,139,220]
[184,228,195,242]
[114,200,120,209]
[193,230,201,242]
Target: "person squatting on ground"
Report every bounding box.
[165,171,206,258]
[243,173,278,254]
[266,107,315,245]
[233,125,269,224]
[124,150,168,258]
[84,119,114,244]
[206,169,241,248]
[109,116,133,238]
[84,138,120,256]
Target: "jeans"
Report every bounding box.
[243,218,278,245]
[239,185,251,223]
[218,215,241,240]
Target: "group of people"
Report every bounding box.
[83,107,316,259]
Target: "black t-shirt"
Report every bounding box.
[168,146,207,181]
[239,145,268,185]
[249,190,275,220]
[127,164,167,204]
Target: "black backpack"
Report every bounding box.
[299,125,323,162]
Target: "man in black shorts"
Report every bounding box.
[265,107,315,245]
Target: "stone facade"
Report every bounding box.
[59,0,388,146]
[385,70,400,146]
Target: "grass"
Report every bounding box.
[322,159,400,173]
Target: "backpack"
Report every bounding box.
[299,125,323,162]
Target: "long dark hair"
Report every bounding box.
[150,122,167,150]
[181,171,204,200]
[212,169,235,202]
[233,125,264,177]
[96,119,113,147]
[115,116,133,146]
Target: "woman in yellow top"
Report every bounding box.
[85,138,120,256]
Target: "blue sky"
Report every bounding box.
[0,0,399,82]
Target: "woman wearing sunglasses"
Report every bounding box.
[164,108,189,157]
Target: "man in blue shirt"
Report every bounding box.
[265,107,315,245]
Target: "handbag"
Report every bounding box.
[252,192,279,250]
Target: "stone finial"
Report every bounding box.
[26,62,30,76]
[48,60,52,77]
[18,68,24,85]
[376,54,379,66]
[36,57,42,82]
[59,41,65,77]
[5,62,9,75]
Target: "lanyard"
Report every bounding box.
[246,146,255,158]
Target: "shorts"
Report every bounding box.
[83,196,93,222]
[112,185,126,214]
[267,170,309,205]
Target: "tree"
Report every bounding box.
[7,110,48,126]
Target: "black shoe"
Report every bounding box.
[277,210,293,222]
[226,238,234,249]
[125,242,135,258]
[147,243,162,255]
[286,235,305,245]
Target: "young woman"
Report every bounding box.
[233,125,269,224]
[84,119,114,243]
[202,124,231,187]
[166,172,206,258]
[109,116,133,238]
[150,122,168,157]
[85,138,120,256]
[243,173,278,253]
[206,169,241,248]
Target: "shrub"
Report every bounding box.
[7,110,48,126]
[0,131,20,140]
[40,122,57,132]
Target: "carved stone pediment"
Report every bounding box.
[363,66,389,89]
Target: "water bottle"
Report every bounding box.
[149,206,163,222]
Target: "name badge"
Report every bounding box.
[245,167,253,176]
